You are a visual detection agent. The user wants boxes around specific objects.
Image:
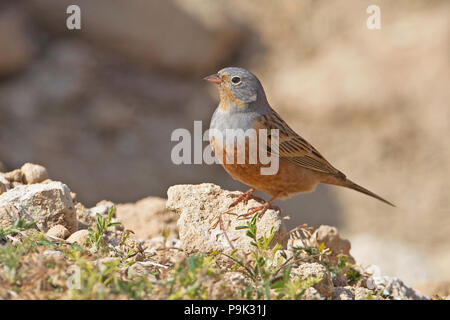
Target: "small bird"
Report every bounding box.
[204,67,394,217]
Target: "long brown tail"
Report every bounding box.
[326,176,395,207]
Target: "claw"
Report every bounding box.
[241,203,270,218]
[228,188,256,208]
[228,188,267,208]
[238,192,282,219]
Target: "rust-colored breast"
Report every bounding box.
[209,136,321,199]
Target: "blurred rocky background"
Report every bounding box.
[0,0,448,293]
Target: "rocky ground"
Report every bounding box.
[0,163,436,300]
[0,1,448,286]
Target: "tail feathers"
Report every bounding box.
[328,177,395,207]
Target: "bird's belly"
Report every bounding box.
[210,137,320,198]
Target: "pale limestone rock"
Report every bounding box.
[0,204,21,229]
[43,249,64,258]
[0,174,11,195]
[4,169,23,183]
[21,163,49,184]
[116,196,178,240]
[46,224,70,239]
[127,262,149,278]
[291,262,334,298]
[67,229,90,247]
[75,202,96,230]
[366,276,428,300]
[90,200,115,216]
[0,181,77,233]
[302,287,325,300]
[311,225,352,256]
[333,286,354,300]
[0,181,6,196]
[290,225,355,265]
[354,287,378,300]
[166,183,287,256]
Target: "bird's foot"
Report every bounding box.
[238,192,281,219]
[239,202,280,219]
[227,188,265,207]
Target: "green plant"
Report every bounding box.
[68,256,152,299]
[0,217,36,238]
[324,254,361,286]
[274,273,321,300]
[88,207,121,250]
[227,213,318,299]
[165,254,220,300]
[0,230,45,283]
[0,242,22,282]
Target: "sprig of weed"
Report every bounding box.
[88,207,121,250]
[166,255,220,300]
[0,230,48,283]
[227,213,317,299]
[0,217,36,238]
[68,256,152,299]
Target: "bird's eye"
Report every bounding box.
[231,76,241,84]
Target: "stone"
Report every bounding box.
[226,272,248,287]
[67,229,90,247]
[166,183,287,256]
[0,174,11,194]
[0,204,21,229]
[291,263,334,298]
[354,287,378,300]
[308,225,355,264]
[4,169,23,183]
[43,249,64,258]
[127,262,149,278]
[116,196,178,240]
[0,181,6,196]
[366,276,428,300]
[0,181,77,233]
[333,286,354,300]
[88,200,123,231]
[302,287,325,300]
[21,163,49,184]
[46,224,70,239]
[75,202,96,230]
[90,200,115,216]
[166,238,182,249]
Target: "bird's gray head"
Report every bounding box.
[204,67,267,107]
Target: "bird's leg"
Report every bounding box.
[240,192,281,219]
[210,188,260,231]
[228,188,265,207]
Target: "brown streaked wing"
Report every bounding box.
[257,110,342,176]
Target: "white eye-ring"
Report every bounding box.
[231,76,241,84]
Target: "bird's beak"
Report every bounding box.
[203,74,222,84]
